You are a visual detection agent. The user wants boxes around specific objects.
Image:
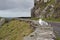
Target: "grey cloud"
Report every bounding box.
[0,0,34,17]
[0,0,34,10]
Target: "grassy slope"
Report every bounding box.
[43,18,60,22]
[0,20,33,40]
[56,36,60,40]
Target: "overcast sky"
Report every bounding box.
[0,0,34,17]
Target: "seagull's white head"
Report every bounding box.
[39,19,42,21]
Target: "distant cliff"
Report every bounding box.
[31,0,60,19]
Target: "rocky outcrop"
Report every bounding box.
[53,0,60,18]
[0,18,5,26]
[24,20,56,40]
[31,0,57,18]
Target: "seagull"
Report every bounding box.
[38,19,48,26]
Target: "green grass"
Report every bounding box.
[31,17,60,22]
[56,36,60,40]
[43,18,60,22]
[0,20,33,40]
[31,17,39,20]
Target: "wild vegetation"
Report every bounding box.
[55,36,60,40]
[0,20,33,40]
